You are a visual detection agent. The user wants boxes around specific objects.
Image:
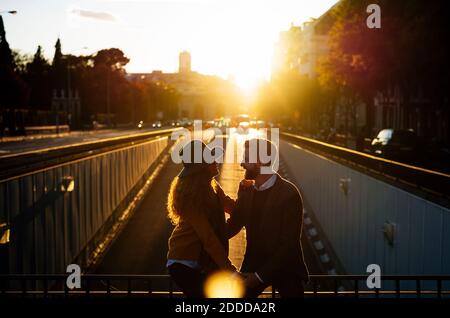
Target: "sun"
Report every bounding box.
[234,73,260,95]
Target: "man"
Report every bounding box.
[227,138,309,298]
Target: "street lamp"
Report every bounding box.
[0,10,17,15]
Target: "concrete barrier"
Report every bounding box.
[281,140,450,280]
[0,136,169,276]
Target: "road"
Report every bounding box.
[0,127,168,157]
[92,129,323,292]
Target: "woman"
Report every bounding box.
[166,140,236,297]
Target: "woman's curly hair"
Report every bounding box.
[167,173,220,225]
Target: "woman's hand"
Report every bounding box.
[223,195,236,214]
[239,179,255,192]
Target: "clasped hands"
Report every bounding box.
[233,271,263,289]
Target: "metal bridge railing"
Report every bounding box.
[1,274,449,298]
[281,132,450,206]
[0,127,181,182]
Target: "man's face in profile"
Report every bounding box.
[241,145,260,180]
[207,162,219,178]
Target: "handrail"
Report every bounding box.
[2,274,450,280]
[0,128,180,160]
[281,132,450,204]
[0,128,181,183]
[1,274,449,298]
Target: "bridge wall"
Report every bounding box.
[281,140,450,277]
[0,137,168,275]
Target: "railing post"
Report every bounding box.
[85,277,90,297]
[21,277,26,298]
[437,279,442,299]
[334,278,338,297]
[313,280,318,298]
[354,279,359,298]
[107,279,111,297]
[1,277,5,295]
[416,280,421,299]
[43,277,48,298]
[396,279,400,298]
[64,277,69,298]
[147,279,152,296]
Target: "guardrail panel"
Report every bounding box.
[1,135,170,275]
[34,173,45,276]
[7,180,19,273]
[281,139,450,276]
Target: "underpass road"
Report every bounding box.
[94,158,179,275]
[92,130,324,292]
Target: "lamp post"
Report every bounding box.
[0,10,17,15]
[106,68,110,127]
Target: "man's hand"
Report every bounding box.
[223,195,236,214]
[233,271,247,280]
[239,179,254,192]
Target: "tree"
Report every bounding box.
[52,38,63,68]
[317,0,449,137]
[91,49,130,124]
[93,48,129,72]
[51,38,66,91]
[0,16,14,69]
[25,46,51,109]
[0,16,28,110]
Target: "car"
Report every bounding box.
[165,120,180,127]
[152,121,162,128]
[371,129,418,162]
[204,120,215,129]
[179,118,192,128]
[232,114,250,128]
[137,120,144,129]
[237,121,250,134]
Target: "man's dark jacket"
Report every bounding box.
[226,174,309,283]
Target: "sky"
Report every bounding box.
[1,0,337,91]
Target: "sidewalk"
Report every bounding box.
[0,129,118,143]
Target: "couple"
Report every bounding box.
[166,138,309,298]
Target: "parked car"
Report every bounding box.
[179,118,193,128]
[371,129,419,162]
[164,120,180,127]
[152,121,162,128]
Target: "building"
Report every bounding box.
[178,51,191,73]
[297,19,330,78]
[374,86,449,143]
[272,7,333,78]
[127,52,241,120]
[272,24,302,75]
[272,5,369,135]
[51,89,81,127]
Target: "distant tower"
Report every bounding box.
[179,51,191,73]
